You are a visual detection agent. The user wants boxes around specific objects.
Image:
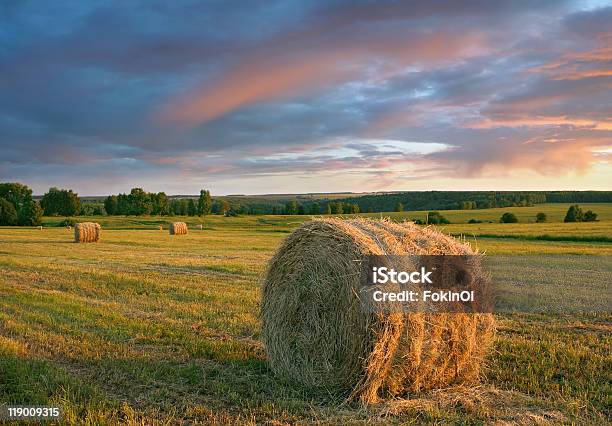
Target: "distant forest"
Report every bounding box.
[184,190,612,215]
[20,185,612,217]
[220,191,612,215]
[319,191,612,214]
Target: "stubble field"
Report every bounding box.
[1,204,610,424]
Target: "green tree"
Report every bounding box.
[63,190,80,216]
[0,182,33,213]
[104,195,118,215]
[500,212,518,223]
[169,199,181,215]
[187,199,197,216]
[128,188,152,215]
[284,201,298,215]
[41,187,80,216]
[583,210,598,222]
[179,199,189,215]
[151,192,169,215]
[220,200,230,215]
[217,200,230,215]
[0,198,18,225]
[18,200,43,226]
[564,205,583,222]
[427,211,450,224]
[310,202,320,215]
[325,204,332,214]
[535,212,547,223]
[330,202,343,214]
[395,202,404,212]
[198,190,213,216]
[116,193,130,215]
[40,187,61,215]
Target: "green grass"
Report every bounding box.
[1,211,611,424]
[362,203,612,223]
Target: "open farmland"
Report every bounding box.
[1,205,611,424]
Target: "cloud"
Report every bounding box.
[1,0,611,194]
[528,32,611,81]
[160,30,490,125]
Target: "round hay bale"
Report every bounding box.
[74,222,101,243]
[169,221,188,235]
[159,225,163,231]
[37,226,42,230]
[66,225,72,230]
[196,224,203,230]
[261,218,495,403]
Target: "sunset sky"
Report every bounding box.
[1,1,611,195]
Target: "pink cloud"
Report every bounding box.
[160,30,490,126]
[467,116,612,130]
[529,33,612,81]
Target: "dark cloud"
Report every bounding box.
[0,0,610,194]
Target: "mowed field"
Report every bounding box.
[1,204,611,424]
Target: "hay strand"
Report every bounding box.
[74,222,101,243]
[261,218,495,404]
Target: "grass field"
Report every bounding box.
[1,204,611,424]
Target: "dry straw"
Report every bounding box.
[169,221,188,235]
[74,222,101,243]
[261,218,495,404]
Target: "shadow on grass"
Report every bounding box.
[0,349,343,423]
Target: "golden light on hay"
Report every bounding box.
[261,218,495,403]
[74,222,101,243]
[169,222,188,235]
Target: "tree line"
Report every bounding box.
[1,182,609,225]
[279,201,361,215]
[325,191,612,213]
[104,189,213,216]
[0,183,43,225]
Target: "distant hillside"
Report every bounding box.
[326,191,612,213]
[56,190,612,215]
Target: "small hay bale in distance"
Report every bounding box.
[169,221,188,235]
[66,225,71,230]
[37,226,42,230]
[159,225,163,231]
[261,218,495,404]
[196,224,203,230]
[74,222,101,243]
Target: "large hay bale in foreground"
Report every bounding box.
[74,222,101,243]
[262,218,495,404]
[169,222,188,235]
